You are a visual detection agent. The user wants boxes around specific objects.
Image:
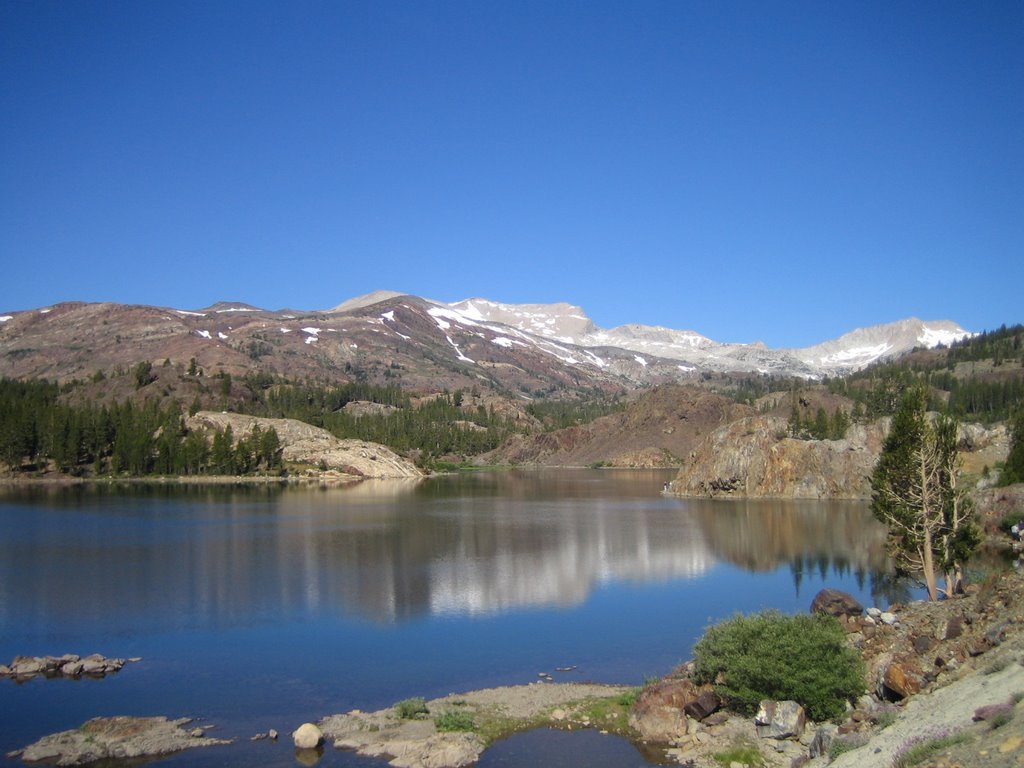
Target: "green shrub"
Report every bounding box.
[692,610,865,721]
[395,697,429,719]
[434,710,476,732]
[998,511,1024,534]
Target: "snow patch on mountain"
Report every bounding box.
[810,342,894,367]
[919,325,972,347]
[445,335,474,363]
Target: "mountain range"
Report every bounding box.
[0,291,972,393]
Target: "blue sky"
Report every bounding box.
[1,1,1021,348]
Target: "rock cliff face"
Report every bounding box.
[483,386,748,467]
[669,416,887,499]
[186,412,423,479]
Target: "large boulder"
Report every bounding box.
[683,690,722,721]
[754,700,806,739]
[810,588,864,619]
[880,661,924,701]
[292,723,323,749]
[628,679,718,741]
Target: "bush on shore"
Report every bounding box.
[692,610,864,721]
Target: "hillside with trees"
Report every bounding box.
[1,321,1020,482]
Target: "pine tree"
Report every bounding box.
[211,426,235,475]
[1001,408,1024,486]
[829,407,850,440]
[870,386,979,600]
[812,407,829,440]
[788,403,802,438]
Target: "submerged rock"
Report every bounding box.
[7,716,230,765]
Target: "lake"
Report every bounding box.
[0,469,909,766]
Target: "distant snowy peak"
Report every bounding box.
[330,290,407,313]
[795,318,974,371]
[327,291,972,377]
[201,301,265,314]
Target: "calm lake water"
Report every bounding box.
[0,469,911,767]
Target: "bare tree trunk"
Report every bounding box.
[921,527,938,601]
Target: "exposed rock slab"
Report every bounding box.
[187,411,423,478]
[8,716,230,765]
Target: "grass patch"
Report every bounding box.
[989,710,1014,730]
[434,710,476,732]
[828,734,867,760]
[615,687,642,708]
[892,731,970,768]
[577,694,638,733]
[394,697,429,719]
[472,708,549,746]
[712,739,764,767]
[983,657,1011,675]
[875,709,898,729]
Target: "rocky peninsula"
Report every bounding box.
[8,717,230,766]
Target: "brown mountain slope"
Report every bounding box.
[0,298,646,397]
[482,385,751,467]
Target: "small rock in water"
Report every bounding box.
[269,729,278,740]
[189,728,205,738]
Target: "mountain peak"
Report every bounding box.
[447,298,597,341]
[330,290,408,313]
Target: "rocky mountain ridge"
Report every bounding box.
[0,292,972,393]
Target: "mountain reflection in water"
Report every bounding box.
[0,471,897,630]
